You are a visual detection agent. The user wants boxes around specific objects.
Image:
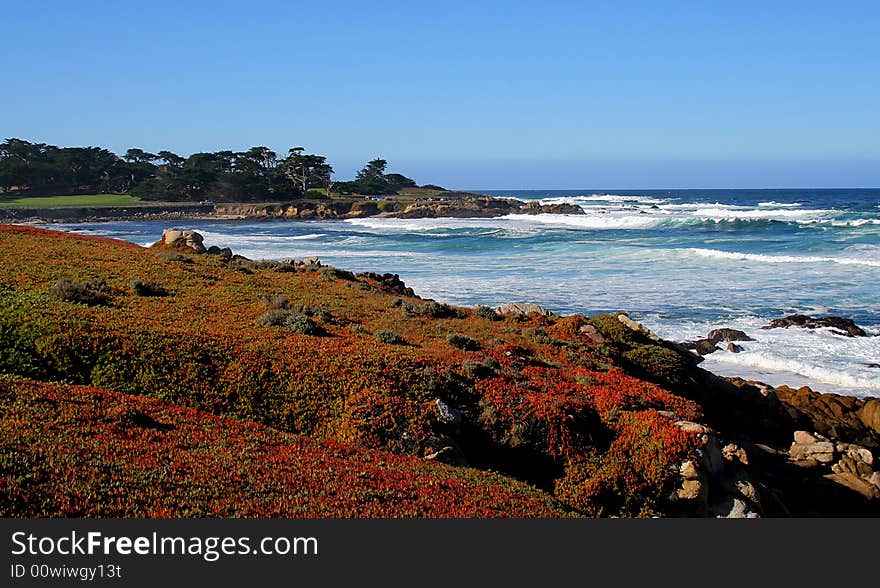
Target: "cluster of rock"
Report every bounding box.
[282,256,321,268]
[682,328,753,356]
[762,314,868,337]
[681,314,873,358]
[673,420,764,517]
[356,272,417,297]
[789,430,879,500]
[394,196,584,219]
[158,229,233,259]
[495,302,555,317]
[610,313,880,516]
[214,202,352,221]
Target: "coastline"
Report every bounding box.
[0,193,583,224]
[0,224,878,516]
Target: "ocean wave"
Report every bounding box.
[757,201,803,208]
[686,248,880,268]
[501,212,664,230]
[539,194,668,205]
[706,350,880,393]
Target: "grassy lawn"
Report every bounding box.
[0,193,142,208]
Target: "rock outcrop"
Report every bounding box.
[762,314,868,337]
[394,197,585,219]
[495,302,555,317]
[160,228,206,253]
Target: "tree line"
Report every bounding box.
[0,138,443,201]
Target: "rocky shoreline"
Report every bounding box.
[0,193,583,224]
[156,229,880,516]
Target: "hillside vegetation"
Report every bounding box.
[1,225,877,517]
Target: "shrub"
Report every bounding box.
[293,304,334,324]
[622,345,690,386]
[402,301,464,319]
[255,309,324,335]
[475,305,500,321]
[446,333,480,351]
[375,330,406,345]
[522,328,558,346]
[260,293,290,310]
[130,279,168,297]
[156,252,193,264]
[51,278,111,306]
[282,313,324,336]
[320,267,356,281]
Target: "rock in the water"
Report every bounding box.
[726,342,744,353]
[762,314,867,337]
[682,338,720,356]
[519,201,585,215]
[707,328,754,343]
[496,302,554,317]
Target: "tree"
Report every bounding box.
[280,148,333,195]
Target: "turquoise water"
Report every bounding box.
[49,188,880,397]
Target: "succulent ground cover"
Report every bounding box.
[0,225,708,516]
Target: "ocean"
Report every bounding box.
[49,188,880,398]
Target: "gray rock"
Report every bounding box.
[434,399,463,426]
[707,328,754,343]
[495,302,554,317]
[578,324,606,345]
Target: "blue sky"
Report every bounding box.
[2,1,878,188]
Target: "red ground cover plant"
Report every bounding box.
[0,376,570,517]
[0,225,707,516]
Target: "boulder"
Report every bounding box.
[357,272,416,297]
[518,201,585,215]
[825,472,880,500]
[681,339,719,356]
[434,399,463,426]
[790,440,835,463]
[578,324,606,345]
[722,443,749,465]
[707,328,754,343]
[710,495,759,518]
[496,303,554,317]
[726,342,744,353]
[832,455,873,478]
[762,314,867,337]
[161,228,206,254]
[775,386,880,448]
[794,430,818,445]
[617,314,662,342]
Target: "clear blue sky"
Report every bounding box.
[2,1,878,189]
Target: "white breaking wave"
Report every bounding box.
[539,193,668,205]
[705,350,880,393]
[758,201,803,208]
[649,316,880,398]
[501,212,664,230]
[686,248,880,268]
